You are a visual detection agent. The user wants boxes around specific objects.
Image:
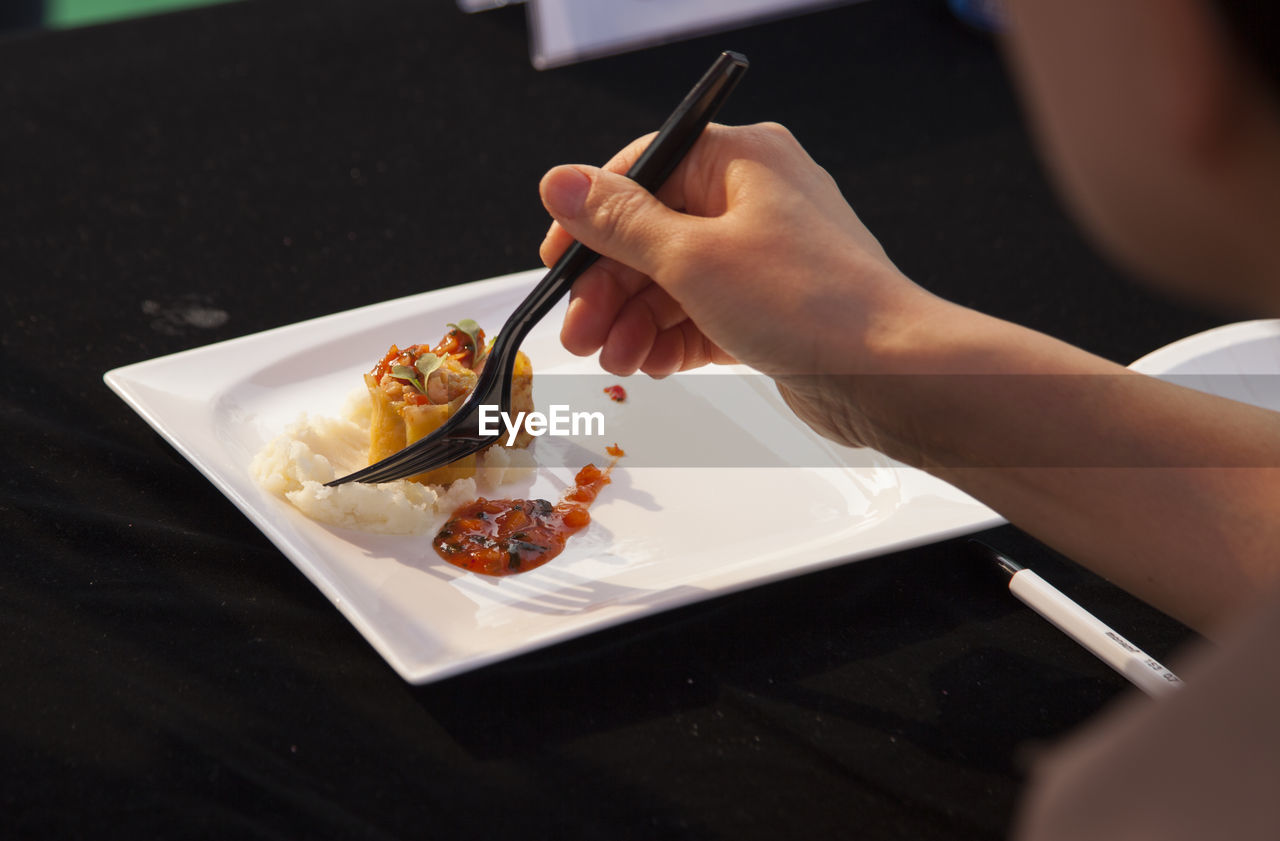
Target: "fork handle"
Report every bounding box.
[489,50,750,370]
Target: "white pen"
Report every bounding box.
[971,541,1183,697]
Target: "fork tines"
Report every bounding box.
[327,437,490,486]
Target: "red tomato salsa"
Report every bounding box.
[433,448,624,576]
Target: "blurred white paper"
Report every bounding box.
[529,0,863,68]
[457,0,524,12]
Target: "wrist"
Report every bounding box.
[771,276,968,455]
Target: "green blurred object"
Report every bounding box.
[48,0,237,27]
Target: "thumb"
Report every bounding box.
[540,164,680,276]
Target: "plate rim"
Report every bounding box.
[1128,318,1280,375]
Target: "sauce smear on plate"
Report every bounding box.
[433,445,625,576]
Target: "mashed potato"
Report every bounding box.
[251,390,535,535]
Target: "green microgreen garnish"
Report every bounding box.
[448,318,482,354]
[415,352,443,379]
[390,364,422,393]
[390,352,442,394]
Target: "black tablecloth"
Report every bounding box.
[1,1,1221,838]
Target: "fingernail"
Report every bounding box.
[543,166,592,219]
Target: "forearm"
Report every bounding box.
[841,299,1280,634]
[538,123,1280,633]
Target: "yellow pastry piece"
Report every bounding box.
[364,322,533,486]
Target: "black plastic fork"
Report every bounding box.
[326,50,749,485]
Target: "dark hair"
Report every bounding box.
[1213,0,1280,100]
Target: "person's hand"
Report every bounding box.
[543,123,1280,632]
[538,122,939,447]
[539,123,922,377]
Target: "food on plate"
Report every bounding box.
[433,445,625,576]
[250,320,536,535]
[364,319,534,486]
[603,384,627,403]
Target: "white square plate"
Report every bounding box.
[105,268,1005,683]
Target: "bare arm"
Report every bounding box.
[539,122,1280,635]
[849,299,1280,633]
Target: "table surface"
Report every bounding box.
[1,1,1224,838]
